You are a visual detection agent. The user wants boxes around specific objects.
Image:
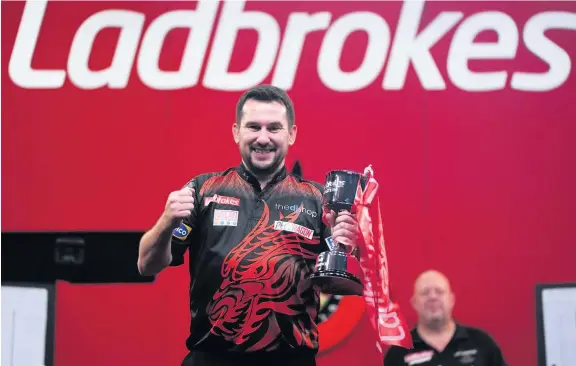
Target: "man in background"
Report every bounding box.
[384,270,507,366]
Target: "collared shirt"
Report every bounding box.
[384,324,507,366]
[170,164,331,355]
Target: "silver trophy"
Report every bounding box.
[310,170,365,296]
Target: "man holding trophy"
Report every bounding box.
[138,85,411,366]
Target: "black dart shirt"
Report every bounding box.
[170,164,331,356]
[383,324,507,366]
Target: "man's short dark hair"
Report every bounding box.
[236,85,295,128]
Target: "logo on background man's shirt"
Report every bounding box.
[454,349,477,363]
[204,194,240,206]
[274,221,314,239]
[404,351,434,365]
[213,209,239,226]
[173,223,192,240]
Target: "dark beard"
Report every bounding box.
[424,316,448,332]
[242,150,284,181]
[245,158,282,179]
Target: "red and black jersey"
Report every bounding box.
[170,164,331,356]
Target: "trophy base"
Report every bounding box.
[310,250,364,296]
[310,271,364,296]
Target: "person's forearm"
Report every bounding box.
[137,216,176,276]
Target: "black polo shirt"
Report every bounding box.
[170,164,331,357]
[383,324,507,366]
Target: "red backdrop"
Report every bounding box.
[2,1,576,365]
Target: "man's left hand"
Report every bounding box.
[325,210,360,248]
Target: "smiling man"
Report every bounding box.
[384,270,507,366]
[137,85,360,366]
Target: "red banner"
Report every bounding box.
[355,166,413,352]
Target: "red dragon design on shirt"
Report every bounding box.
[206,202,321,351]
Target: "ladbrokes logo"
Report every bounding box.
[8,0,576,91]
[204,194,240,207]
[275,203,318,218]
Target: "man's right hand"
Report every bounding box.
[161,187,195,228]
[138,186,195,275]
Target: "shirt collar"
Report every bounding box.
[236,163,288,189]
[411,322,469,344]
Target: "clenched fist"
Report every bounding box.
[162,187,195,227]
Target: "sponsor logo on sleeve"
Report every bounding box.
[172,223,192,240]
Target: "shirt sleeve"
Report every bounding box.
[169,178,202,267]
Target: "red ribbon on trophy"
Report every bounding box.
[354,165,413,352]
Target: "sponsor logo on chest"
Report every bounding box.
[454,348,477,364]
[204,194,240,207]
[274,221,314,239]
[213,209,239,226]
[274,202,317,217]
